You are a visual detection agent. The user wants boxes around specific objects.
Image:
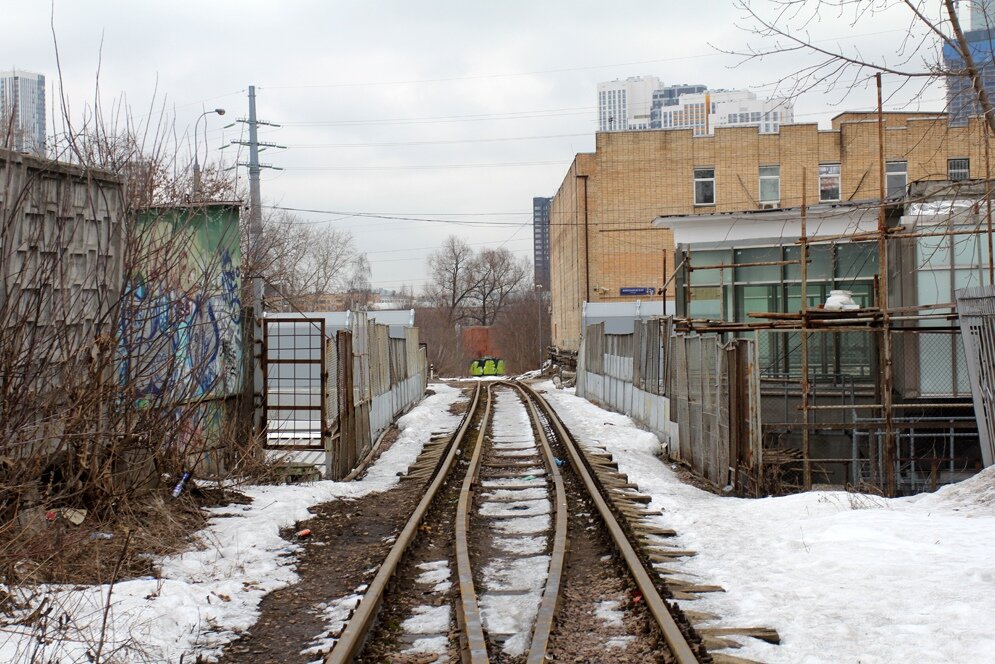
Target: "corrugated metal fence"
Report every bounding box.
[577,317,762,491]
[956,285,995,468]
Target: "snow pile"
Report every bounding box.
[0,384,464,664]
[903,465,995,515]
[537,380,995,664]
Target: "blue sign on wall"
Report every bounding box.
[619,287,656,296]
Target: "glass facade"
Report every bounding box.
[686,242,877,377]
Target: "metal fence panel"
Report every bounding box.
[956,285,995,467]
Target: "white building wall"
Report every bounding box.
[597,75,661,132]
[656,89,794,136]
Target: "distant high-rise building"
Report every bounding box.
[971,0,995,30]
[0,70,46,155]
[944,18,995,126]
[597,76,661,132]
[533,197,551,290]
[656,90,793,136]
[649,83,707,129]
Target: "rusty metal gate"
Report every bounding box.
[264,317,328,468]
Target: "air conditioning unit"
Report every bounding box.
[759,202,780,210]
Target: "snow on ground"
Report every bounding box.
[400,560,452,661]
[301,589,365,660]
[0,383,465,664]
[536,380,995,664]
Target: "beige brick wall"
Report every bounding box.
[549,114,984,351]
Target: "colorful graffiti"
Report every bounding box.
[119,205,242,408]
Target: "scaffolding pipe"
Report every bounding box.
[877,73,897,496]
[801,168,812,490]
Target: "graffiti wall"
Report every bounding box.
[119,204,242,416]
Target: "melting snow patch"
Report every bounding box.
[482,477,547,488]
[404,635,450,658]
[494,535,547,555]
[482,487,548,501]
[606,636,634,649]
[482,556,550,591]
[594,599,625,628]
[416,560,452,591]
[479,498,551,518]
[491,513,551,535]
[402,605,451,634]
[479,592,542,654]
[301,591,363,657]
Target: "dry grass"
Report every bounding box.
[0,486,248,590]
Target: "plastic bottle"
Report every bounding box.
[171,471,192,498]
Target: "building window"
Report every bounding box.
[948,158,970,181]
[694,167,715,205]
[886,161,907,198]
[759,165,780,204]
[819,164,841,202]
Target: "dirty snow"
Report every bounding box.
[0,383,464,663]
[402,605,451,634]
[594,599,625,628]
[301,590,364,658]
[401,560,452,660]
[493,535,547,555]
[536,380,995,664]
[416,560,452,593]
[478,498,551,518]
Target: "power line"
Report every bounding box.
[258,29,912,92]
[284,132,590,148]
[282,159,568,172]
[280,107,593,128]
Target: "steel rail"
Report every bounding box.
[518,382,701,664]
[512,383,569,664]
[326,383,482,664]
[454,383,492,663]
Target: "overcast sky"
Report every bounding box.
[4,1,948,292]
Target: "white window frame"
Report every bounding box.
[886,161,908,198]
[819,163,841,202]
[694,167,716,206]
[759,165,780,204]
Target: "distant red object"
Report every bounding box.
[462,326,496,359]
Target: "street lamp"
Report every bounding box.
[193,108,226,198]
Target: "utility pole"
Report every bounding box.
[248,85,263,239]
[231,86,285,244]
[229,85,285,437]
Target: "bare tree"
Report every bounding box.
[256,212,357,311]
[729,1,995,133]
[425,235,483,323]
[346,253,373,309]
[467,248,530,326]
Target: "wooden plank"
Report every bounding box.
[699,627,781,645]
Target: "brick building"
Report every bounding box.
[549,112,989,351]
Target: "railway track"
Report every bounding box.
[327,380,711,663]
